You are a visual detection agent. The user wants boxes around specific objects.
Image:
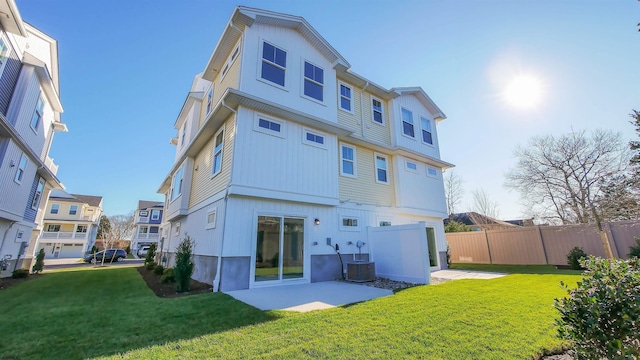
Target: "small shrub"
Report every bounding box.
[32,248,45,274]
[144,243,157,265]
[161,268,175,283]
[125,245,131,254]
[444,220,470,233]
[555,256,640,359]
[628,237,640,259]
[446,243,451,266]
[11,269,29,279]
[567,246,587,270]
[145,261,157,271]
[174,235,195,292]
[153,264,165,275]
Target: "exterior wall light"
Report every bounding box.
[314,218,320,225]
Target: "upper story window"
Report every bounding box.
[401,108,415,138]
[31,178,45,210]
[76,225,87,233]
[372,97,384,125]
[0,35,8,77]
[180,123,186,147]
[212,128,224,177]
[14,154,28,184]
[151,210,160,221]
[339,215,360,231]
[405,160,418,173]
[261,41,286,87]
[206,87,213,115]
[69,205,78,215]
[427,167,438,178]
[339,82,352,112]
[30,96,44,132]
[340,143,357,178]
[303,128,326,149]
[47,224,60,232]
[206,208,217,230]
[303,61,324,102]
[375,153,389,184]
[50,204,60,214]
[170,163,185,201]
[139,225,149,234]
[254,114,285,138]
[222,45,240,79]
[420,116,433,145]
[139,210,148,217]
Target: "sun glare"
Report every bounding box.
[503,74,543,109]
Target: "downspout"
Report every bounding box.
[360,82,370,139]
[213,100,238,292]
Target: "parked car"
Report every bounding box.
[137,245,151,258]
[84,249,127,263]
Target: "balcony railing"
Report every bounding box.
[41,231,88,240]
[135,233,159,240]
[45,156,59,175]
[137,216,149,223]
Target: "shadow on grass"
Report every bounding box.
[449,263,584,275]
[0,267,282,359]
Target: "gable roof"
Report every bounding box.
[49,190,102,207]
[392,87,446,122]
[445,212,517,227]
[71,194,102,207]
[137,200,163,210]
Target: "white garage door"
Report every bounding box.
[58,244,84,258]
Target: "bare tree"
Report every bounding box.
[444,170,464,218]
[505,129,631,258]
[98,214,135,266]
[471,188,500,219]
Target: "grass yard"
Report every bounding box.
[449,263,584,275]
[0,266,581,359]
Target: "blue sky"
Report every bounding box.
[16,0,640,218]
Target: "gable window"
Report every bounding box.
[340,143,357,177]
[14,154,28,184]
[254,114,285,138]
[427,167,438,178]
[31,178,45,210]
[206,87,213,114]
[401,108,414,138]
[212,128,224,177]
[421,116,433,145]
[375,153,389,184]
[303,129,326,149]
[205,208,217,229]
[339,82,352,112]
[405,161,418,173]
[170,163,185,201]
[76,225,87,233]
[261,41,286,87]
[30,96,44,132]
[372,98,384,124]
[47,224,60,232]
[50,204,60,214]
[69,205,78,215]
[303,61,324,101]
[151,210,160,220]
[340,215,360,231]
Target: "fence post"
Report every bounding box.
[484,230,493,264]
[604,222,621,258]
[536,225,549,265]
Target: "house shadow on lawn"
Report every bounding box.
[0,266,282,359]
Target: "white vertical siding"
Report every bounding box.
[240,23,338,123]
[393,156,447,215]
[391,94,441,159]
[0,140,34,219]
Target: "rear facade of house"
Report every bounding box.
[0,0,66,277]
[158,7,453,291]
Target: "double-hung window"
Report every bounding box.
[0,35,8,77]
[14,154,28,183]
[420,116,433,145]
[261,41,286,87]
[31,178,45,209]
[69,205,78,215]
[180,123,186,147]
[50,204,60,214]
[206,87,213,114]
[401,108,414,138]
[339,82,352,112]
[375,153,389,184]
[151,210,160,221]
[340,143,357,177]
[303,61,323,101]
[212,128,224,176]
[171,164,185,201]
[30,96,44,132]
[372,97,384,124]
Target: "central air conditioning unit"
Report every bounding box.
[346,261,376,282]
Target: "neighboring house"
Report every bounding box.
[34,190,103,258]
[445,212,519,231]
[132,200,163,253]
[158,7,453,291]
[0,0,67,277]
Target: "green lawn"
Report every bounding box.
[449,263,584,275]
[0,266,581,359]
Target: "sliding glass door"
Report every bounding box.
[255,216,304,282]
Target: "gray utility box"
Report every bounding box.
[346,261,376,282]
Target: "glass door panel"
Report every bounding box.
[282,218,304,279]
[426,227,438,267]
[255,216,281,282]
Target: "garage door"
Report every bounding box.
[58,244,84,258]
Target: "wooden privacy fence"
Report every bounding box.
[446,221,640,265]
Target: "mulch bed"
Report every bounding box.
[0,273,44,291]
[136,266,213,298]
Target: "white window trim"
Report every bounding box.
[50,203,59,214]
[339,215,361,232]
[371,96,385,126]
[427,166,438,178]
[0,34,9,79]
[338,81,354,114]
[139,210,149,217]
[69,205,78,215]
[221,43,240,80]
[401,107,416,140]
[253,113,285,138]
[302,128,327,149]
[340,143,357,178]
[211,126,225,178]
[206,86,214,115]
[257,39,288,91]
[151,210,160,221]
[377,217,392,227]
[170,162,185,203]
[205,208,217,229]
[374,152,390,185]
[14,154,28,184]
[300,58,325,105]
[31,177,45,210]
[420,115,434,146]
[405,160,419,173]
[174,222,181,236]
[180,123,186,148]
[30,96,43,133]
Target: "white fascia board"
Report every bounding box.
[22,52,64,113]
[0,0,27,36]
[172,91,204,129]
[228,184,340,206]
[392,87,446,122]
[337,69,399,101]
